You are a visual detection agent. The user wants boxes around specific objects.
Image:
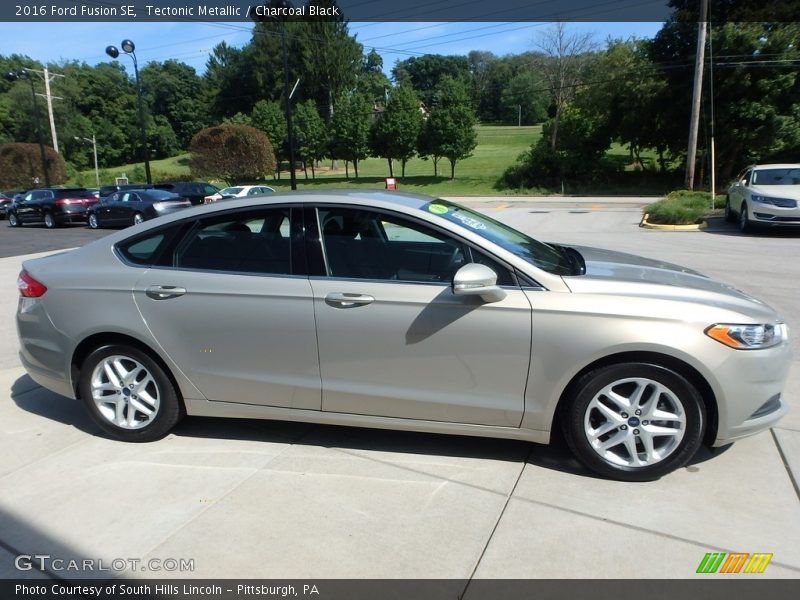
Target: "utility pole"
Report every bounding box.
[28,67,64,153]
[685,0,708,190]
[518,105,522,127]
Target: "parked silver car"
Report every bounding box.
[16,192,790,481]
[726,163,800,232]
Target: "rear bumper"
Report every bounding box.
[17,297,74,399]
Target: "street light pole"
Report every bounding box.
[106,40,152,184]
[5,69,50,187]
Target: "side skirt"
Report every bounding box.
[184,398,551,444]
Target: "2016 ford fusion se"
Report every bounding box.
[16,191,790,481]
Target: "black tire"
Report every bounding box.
[561,362,705,482]
[88,212,101,229]
[132,212,144,226]
[738,202,753,233]
[43,211,58,229]
[8,212,21,227]
[724,196,736,223]
[78,344,183,442]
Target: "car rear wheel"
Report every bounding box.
[739,202,753,233]
[561,363,705,481]
[8,212,20,227]
[88,213,100,229]
[79,344,183,442]
[724,196,736,222]
[43,212,57,229]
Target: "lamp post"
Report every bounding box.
[106,39,152,184]
[75,134,99,187]
[5,68,50,187]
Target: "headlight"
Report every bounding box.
[750,195,798,208]
[705,323,787,350]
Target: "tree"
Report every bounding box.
[356,48,392,105]
[422,79,478,179]
[534,23,598,150]
[293,101,327,179]
[140,59,209,148]
[370,85,423,177]
[392,54,472,108]
[329,92,371,178]
[297,0,363,121]
[0,143,66,188]
[500,71,549,125]
[250,100,287,178]
[190,124,276,185]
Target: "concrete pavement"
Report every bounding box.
[0,203,798,581]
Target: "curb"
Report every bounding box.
[640,213,708,231]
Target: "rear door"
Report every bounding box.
[131,205,321,410]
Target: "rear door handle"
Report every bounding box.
[325,292,374,308]
[146,285,187,300]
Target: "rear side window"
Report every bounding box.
[116,225,182,266]
[174,207,292,275]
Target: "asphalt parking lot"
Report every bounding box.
[0,198,798,583]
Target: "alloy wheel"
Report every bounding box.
[583,377,686,468]
[44,212,55,229]
[90,355,161,430]
[133,213,144,225]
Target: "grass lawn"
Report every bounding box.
[77,125,542,196]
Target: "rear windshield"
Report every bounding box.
[143,190,182,200]
[54,188,91,197]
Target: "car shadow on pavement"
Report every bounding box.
[703,216,800,238]
[11,374,99,436]
[11,374,732,481]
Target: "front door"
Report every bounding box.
[310,206,532,427]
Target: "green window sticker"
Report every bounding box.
[428,203,449,215]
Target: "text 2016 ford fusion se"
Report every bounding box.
[16,191,790,481]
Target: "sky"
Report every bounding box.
[0,21,664,77]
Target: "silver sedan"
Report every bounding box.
[16,191,790,481]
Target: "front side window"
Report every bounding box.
[318,207,468,282]
[174,208,292,275]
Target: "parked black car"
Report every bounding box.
[87,189,192,229]
[155,181,220,205]
[7,188,99,228]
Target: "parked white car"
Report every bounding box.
[726,164,800,232]
[203,185,275,203]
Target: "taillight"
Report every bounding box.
[18,270,47,298]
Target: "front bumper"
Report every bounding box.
[749,200,800,225]
[710,340,791,446]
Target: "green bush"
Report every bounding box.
[645,190,721,224]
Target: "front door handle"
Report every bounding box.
[325,292,374,308]
[146,285,187,300]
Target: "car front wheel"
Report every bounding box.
[8,212,20,227]
[739,202,753,233]
[79,344,183,442]
[132,212,144,225]
[88,213,100,229]
[561,363,705,481]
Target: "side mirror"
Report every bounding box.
[452,263,507,303]
[740,178,747,186]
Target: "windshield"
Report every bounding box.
[752,168,800,185]
[421,199,573,275]
[221,187,243,195]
